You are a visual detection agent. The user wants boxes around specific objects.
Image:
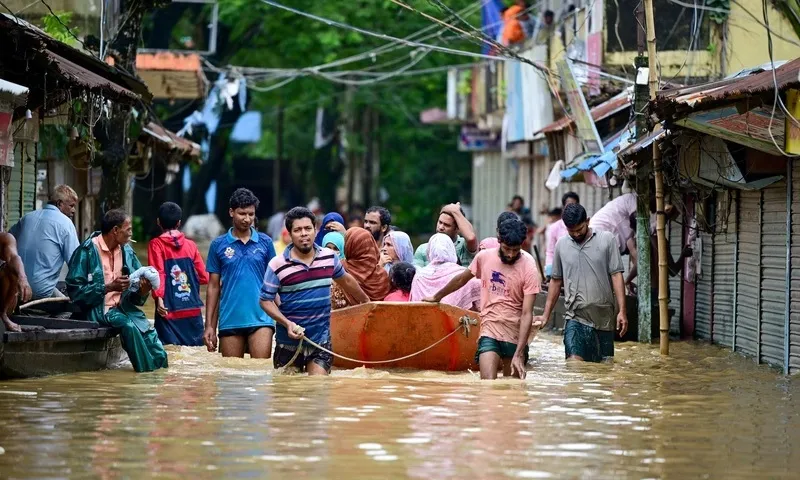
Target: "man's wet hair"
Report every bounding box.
[497,218,527,247]
[549,207,563,217]
[158,202,182,230]
[561,191,580,206]
[544,9,555,17]
[389,262,416,293]
[496,211,518,230]
[101,209,129,234]
[229,188,260,211]
[562,203,588,228]
[366,206,392,226]
[285,206,316,231]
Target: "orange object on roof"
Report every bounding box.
[330,302,480,371]
[136,52,203,72]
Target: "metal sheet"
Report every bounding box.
[5,144,36,228]
[736,190,760,358]
[790,161,800,373]
[668,217,683,336]
[696,230,714,340]
[471,152,517,242]
[760,183,787,368]
[712,192,737,348]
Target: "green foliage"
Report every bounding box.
[705,0,730,24]
[213,0,479,234]
[41,11,79,46]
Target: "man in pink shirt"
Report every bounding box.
[545,192,580,277]
[424,217,540,380]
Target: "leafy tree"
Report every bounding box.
[173,0,479,234]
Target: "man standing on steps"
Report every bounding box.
[260,207,368,376]
[534,203,628,363]
[423,218,540,380]
[204,188,276,358]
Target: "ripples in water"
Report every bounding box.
[1,334,799,479]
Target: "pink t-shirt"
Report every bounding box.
[545,219,568,267]
[588,193,637,254]
[469,249,541,344]
[384,289,410,302]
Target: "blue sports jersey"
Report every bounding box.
[207,227,276,331]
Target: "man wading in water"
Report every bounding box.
[205,188,277,358]
[260,207,368,375]
[424,218,540,380]
[534,203,628,362]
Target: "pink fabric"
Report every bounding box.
[384,289,410,302]
[410,233,481,309]
[545,219,567,267]
[469,249,541,343]
[588,193,637,254]
[479,237,500,250]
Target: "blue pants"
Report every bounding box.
[155,313,204,347]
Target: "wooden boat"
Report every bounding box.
[330,302,480,371]
[1,316,126,379]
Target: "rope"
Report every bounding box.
[283,316,477,367]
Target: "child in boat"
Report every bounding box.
[384,262,415,302]
[147,202,209,347]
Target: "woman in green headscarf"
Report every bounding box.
[321,231,345,260]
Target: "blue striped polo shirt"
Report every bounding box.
[260,244,344,346]
[207,227,276,331]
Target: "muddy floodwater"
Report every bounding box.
[1,334,799,479]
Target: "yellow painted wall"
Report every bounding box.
[546,0,800,80]
[725,0,800,74]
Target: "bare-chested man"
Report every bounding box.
[0,232,33,332]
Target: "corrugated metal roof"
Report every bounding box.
[655,58,800,115]
[618,124,666,159]
[0,13,149,103]
[136,52,203,72]
[144,122,201,159]
[536,92,630,134]
[45,51,138,101]
[0,79,28,106]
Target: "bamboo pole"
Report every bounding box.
[644,0,670,354]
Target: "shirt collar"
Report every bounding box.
[44,204,61,213]
[96,234,119,253]
[283,243,322,262]
[226,226,258,244]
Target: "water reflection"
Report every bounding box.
[1,335,800,478]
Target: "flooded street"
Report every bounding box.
[1,335,799,479]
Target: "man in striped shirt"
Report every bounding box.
[260,207,368,375]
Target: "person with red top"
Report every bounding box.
[148,202,209,346]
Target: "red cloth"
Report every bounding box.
[147,230,209,319]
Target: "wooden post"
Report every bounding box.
[644,0,670,354]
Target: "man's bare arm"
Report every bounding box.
[611,272,626,315]
[424,268,474,302]
[334,273,370,304]
[445,204,478,253]
[538,278,562,323]
[205,274,221,331]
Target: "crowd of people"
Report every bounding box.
[1,183,681,380]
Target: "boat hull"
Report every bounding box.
[330,302,480,371]
[1,316,126,379]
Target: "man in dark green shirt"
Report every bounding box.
[413,203,478,268]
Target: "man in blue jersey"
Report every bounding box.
[204,188,277,358]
